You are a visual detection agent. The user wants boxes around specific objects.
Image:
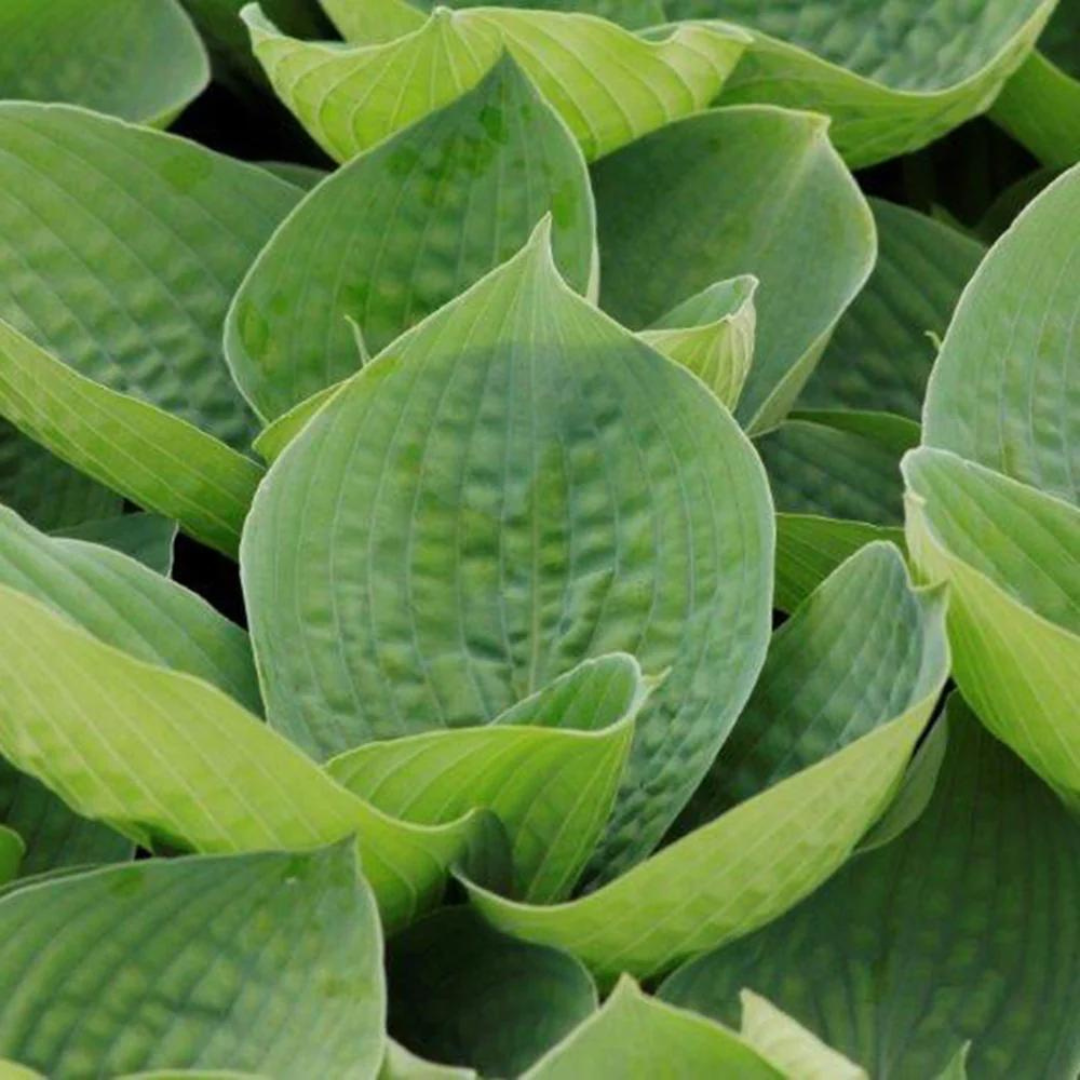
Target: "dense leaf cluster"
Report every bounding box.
[0,1,1077,1078]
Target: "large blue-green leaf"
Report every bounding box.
[0,844,386,1078]
[593,106,875,434]
[661,695,1080,1079]
[0,0,208,127]
[226,55,596,419]
[241,223,774,878]
[0,105,300,555]
[667,0,1056,167]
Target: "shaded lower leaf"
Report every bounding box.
[0,844,386,1079]
[774,514,905,614]
[661,695,1080,1079]
[387,908,596,1077]
[522,977,782,1078]
[380,1042,475,1080]
[0,827,21,885]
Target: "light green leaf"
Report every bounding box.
[0,844,386,1078]
[738,992,867,1080]
[639,276,757,410]
[593,105,875,434]
[800,199,985,420]
[904,446,1080,809]
[243,3,748,163]
[756,411,917,527]
[523,977,783,1079]
[0,504,259,711]
[0,105,301,554]
[675,542,948,834]
[387,908,596,1077]
[992,2,1080,168]
[669,0,1057,168]
[465,645,945,980]
[380,1042,476,1080]
[923,162,1080,504]
[0,585,648,931]
[0,827,22,885]
[774,514,906,614]
[0,0,208,127]
[241,222,774,877]
[0,1062,42,1079]
[0,421,121,532]
[661,695,1080,1079]
[54,513,178,576]
[227,54,597,419]
[328,655,645,902]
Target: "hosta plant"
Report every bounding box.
[0,1,1076,1078]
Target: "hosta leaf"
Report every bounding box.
[800,200,985,420]
[226,55,596,419]
[243,3,748,163]
[0,585,645,930]
[903,447,1080,808]
[328,655,644,903]
[387,908,596,1076]
[774,515,905,614]
[738,992,867,1080]
[241,223,774,877]
[0,504,259,711]
[522,977,782,1079]
[639,276,757,411]
[669,0,1057,168]
[676,542,948,833]
[661,695,1080,1079]
[992,2,1080,169]
[0,844,386,1078]
[923,163,1080,504]
[593,106,875,434]
[976,167,1060,242]
[0,0,208,127]
[464,611,946,979]
[258,160,328,189]
[0,828,22,885]
[0,422,121,532]
[55,513,178,576]
[756,411,918,527]
[0,104,302,554]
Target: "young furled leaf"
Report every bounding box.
[593,105,875,434]
[0,105,301,555]
[241,223,775,877]
[662,695,1080,1079]
[226,55,596,419]
[0,845,386,1079]
[242,3,748,162]
[668,0,1057,167]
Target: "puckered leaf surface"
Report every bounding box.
[593,105,875,433]
[0,105,301,554]
[661,695,1080,1079]
[667,0,1056,167]
[226,55,596,419]
[241,223,774,878]
[0,845,386,1079]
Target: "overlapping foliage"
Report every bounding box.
[0,1,1076,1078]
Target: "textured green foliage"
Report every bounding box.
[669,0,1057,167]
[0,0,208,126]
[662,696,1080,1079]
[593,106,875,432]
